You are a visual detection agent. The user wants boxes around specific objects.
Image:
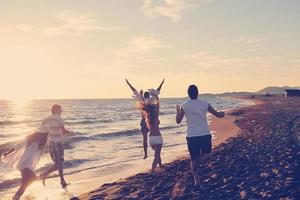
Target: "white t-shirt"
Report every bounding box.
[182,99,211,137]
[42,114,65,142]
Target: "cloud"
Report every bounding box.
[15,24,36,32]
[184,51,300,72]
[0,24,36,33]
[184,52,250,69]
[232,36,265,52]
[140,0,198,23]
[233,36,265,45]
[128,35,169,53]
[41,10,121,37]
[114,35,169,70]
[0,11,121,37]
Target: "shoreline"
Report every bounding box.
[75,108,245,199]
[78,99,256,199]
[79,96,300,200]
[0,98,252,200]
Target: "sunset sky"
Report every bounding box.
[0,0,299,100]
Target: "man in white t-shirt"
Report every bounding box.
[40,104,70,188]
[176,85,225,186]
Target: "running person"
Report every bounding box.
[1,125,49,200]
[40,104,71,188]
[176,85,225,186]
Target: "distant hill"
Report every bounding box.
[218,92,253,97]
[256,86,300,95]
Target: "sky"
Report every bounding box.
[0,0,299,100]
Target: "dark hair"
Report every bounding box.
[51,104,62,114]
[143,104,157,128]
[188,85,199,99]
[144,91,150,99]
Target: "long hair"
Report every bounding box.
[142,104,158,129]
[26,132,49,149]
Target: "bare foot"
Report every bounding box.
[193,177,200,186]
[13,193,21,200]
[38,175,46,186]
[42,178,46,186]
[61,180,69,188]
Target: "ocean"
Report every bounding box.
[0,96,252,199]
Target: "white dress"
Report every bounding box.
[1,140,43,171]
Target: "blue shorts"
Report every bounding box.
[186,135,212,160]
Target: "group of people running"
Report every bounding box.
[126,79,225,186]
[1,79,225,199]
[1,104,70,199]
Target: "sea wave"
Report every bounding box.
[69,124,183,143]
[0,120,39,126]
[0,124,183,153]
[65,119,113,125]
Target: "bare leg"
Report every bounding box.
[191,153,211,186]
[42,142,67,187]
[142,132,148,159]
[14,169,36,200]
[151,145,162,172]
[40,164,58,186]
[57,163,67,188]
[191,158,200,186]
[190,151,202,186]
[156,145,163,167]
[150,145,157,172]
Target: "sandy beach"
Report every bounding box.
[1,97,249,200]
[79,96,300,200]
[78,113,243,200]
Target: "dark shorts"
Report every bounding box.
[186,135,212,160]
[49,141,64,164]
[140,119,149,134]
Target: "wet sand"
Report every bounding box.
[79,96,300,200]
[210,113,241,148]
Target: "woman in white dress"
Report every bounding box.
[1,125,49,200]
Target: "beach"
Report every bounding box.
[79,96,300,200]
[0,97,251,199]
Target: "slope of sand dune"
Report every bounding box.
[80,96,300,200]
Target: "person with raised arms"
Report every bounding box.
[125,79,165,159]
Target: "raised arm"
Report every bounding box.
[125,79,138,93]
[156,78,165,92]
[156,95,160,111]
[208,104,225,118]
[176,105,185,124]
